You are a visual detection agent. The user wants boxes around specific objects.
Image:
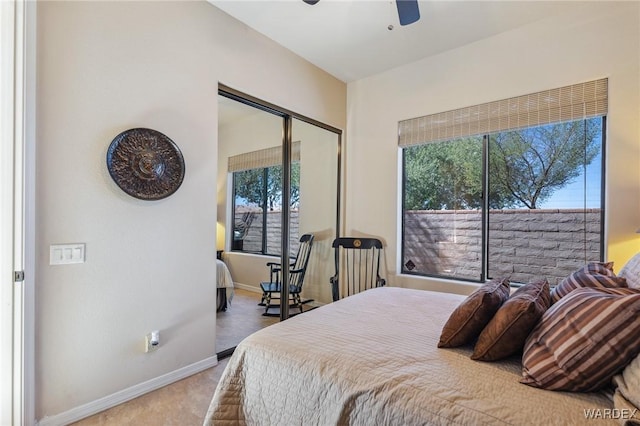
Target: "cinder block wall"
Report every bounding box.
[403,209,602,285]
[237,209,602,285]
[235,211,300,256]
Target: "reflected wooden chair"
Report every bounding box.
[330,237,385,301]
[260,234,314,316]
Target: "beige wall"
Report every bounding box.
[346,2,640,294]
[36,0,345,421]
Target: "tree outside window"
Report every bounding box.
[402,117,604,284]
[232,163,300,255]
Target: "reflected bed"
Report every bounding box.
[216,259,234,312]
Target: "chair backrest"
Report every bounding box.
[330,237,385,301]
[290,233,314,289]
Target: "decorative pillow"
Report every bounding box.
[471,280,550,362]
[438,277,510,348]
[619,253,640,289]
[613,353,640,419]
[578,261,615,276]
[550,270,627,304]
[612,392,640,426]
[521,287,640,392]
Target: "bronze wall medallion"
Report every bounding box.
[106,128,185,200]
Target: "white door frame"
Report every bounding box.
[1,0,36,424]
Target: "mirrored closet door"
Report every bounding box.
[216,88,341,358]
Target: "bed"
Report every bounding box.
[204,286,620,425]
[216,259,234,312]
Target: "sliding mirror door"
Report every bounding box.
[216,89,341,357]
[291,118,340,308]
[216,94,284,355]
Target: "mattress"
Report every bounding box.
[204,287,615,425]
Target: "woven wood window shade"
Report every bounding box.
[398,78,608,148]
[228,141,301,172]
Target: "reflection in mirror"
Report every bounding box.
[215,92,341,359]
[216,95,283,355]
[292,118,339,306]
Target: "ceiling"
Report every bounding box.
[208,0,583,83]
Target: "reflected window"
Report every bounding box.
[231,161,300,256]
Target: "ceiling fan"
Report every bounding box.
[302,0,421,26]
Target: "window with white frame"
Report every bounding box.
[400,79,607,285]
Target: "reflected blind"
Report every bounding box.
[228,141,301,172]
[398,78,608,147]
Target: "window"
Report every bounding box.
[403,136,484,280]
[400,79,607,285]
[231,164,300,256]
[229,144,300,256]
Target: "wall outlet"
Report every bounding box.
[145,330,160,353]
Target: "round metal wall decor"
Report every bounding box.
[106,128,185,200]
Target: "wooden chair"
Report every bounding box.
[330,237,385,301]
[260,234,314,316]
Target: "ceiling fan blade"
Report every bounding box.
[396,0,420,26]
[302,0,320,4]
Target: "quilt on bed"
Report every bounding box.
[205,287,615,425]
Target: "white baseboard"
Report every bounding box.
[37,356,218,426]
[233,282,261,293]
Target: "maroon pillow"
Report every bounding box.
[438,277,510,348]
[472,280,550,361]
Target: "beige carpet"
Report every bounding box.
[71,358,230,426]
[72,288,278,425]
[216,288,280,352]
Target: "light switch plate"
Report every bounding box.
[50,243,86,265]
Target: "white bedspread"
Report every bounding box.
[216,259,234,306]
[204,287,615,425]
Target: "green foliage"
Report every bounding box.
[489,120,600,209]
[233,168,263,207]
[404,137,485,210]
[233,162,300,210]
[404,119,602,210]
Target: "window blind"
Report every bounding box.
[398,78,608,147]
[228,141,301,172]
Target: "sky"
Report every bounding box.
[538,147,602,209]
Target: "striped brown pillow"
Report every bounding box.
[550,271,627,304]
[579,261,615,276]
[521,287,640,392]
